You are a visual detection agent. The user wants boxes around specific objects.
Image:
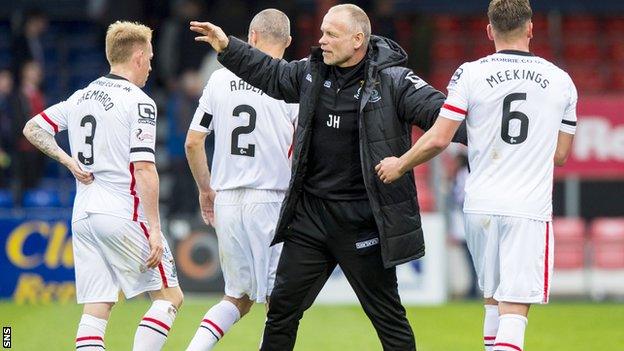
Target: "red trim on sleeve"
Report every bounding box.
[442,103,467,115]
[40,112,59,133]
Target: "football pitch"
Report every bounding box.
[1,298,623,350]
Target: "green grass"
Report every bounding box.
[1,298,623,350]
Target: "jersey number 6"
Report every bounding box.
[501,93,529,145]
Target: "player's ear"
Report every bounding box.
[527,21,533,40]
[248,29,257,46]
[486,24,495,41]
[353,32,364,50]
[285,35,292,49]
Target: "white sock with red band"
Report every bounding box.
[186,300,241,351]
[133,300,177,351]
[494,314,528,351]
[483,304,499,351]
[76,314,107,350]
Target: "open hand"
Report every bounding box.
[190,21,229,52]
[199,189,216,226]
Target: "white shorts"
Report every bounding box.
[214,188,285,303]
[72,213,179,304]
[464,213,554,304]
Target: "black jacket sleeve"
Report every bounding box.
[394,68,467,145]
[217,36,307,103]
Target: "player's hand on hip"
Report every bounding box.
[375,156,405,184]
[199,189,216,227]
[190,21,229,52]
[66,158,94,185]
[146,229,164,269]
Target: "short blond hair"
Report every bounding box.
[105,21,152,65]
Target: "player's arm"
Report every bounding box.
[185,129,216,226]
[555,78,578,167]
[23,117,93,184]
[190,21,305,103]
[394,68,467,145]
[554,132,574,166]
[376,117,462,184]
[133,160,163,268]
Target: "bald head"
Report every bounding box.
[248,9,291,46]
[328,4,371,46]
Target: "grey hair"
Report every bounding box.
[248,8,291,45]
[329,4,371,45]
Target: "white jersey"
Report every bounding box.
[440,51,577,221]
[34,74,158,223]
[190,68,298,191]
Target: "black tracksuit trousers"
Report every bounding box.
[260,191,416,350]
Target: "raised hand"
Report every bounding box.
[190,21,229,52]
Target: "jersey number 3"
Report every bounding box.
[78,115,97,165]
[501,93,529,145]
[231,104,256,157]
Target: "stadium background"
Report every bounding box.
[0,0,623,350]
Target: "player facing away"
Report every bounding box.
[376,1,577,350]
[22,21,183,351]
[184,9,297,351]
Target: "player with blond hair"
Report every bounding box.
[23,21,183,351]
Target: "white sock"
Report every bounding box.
[494,314,528,351]
[186,300,241,351]
[133,300,177,351]
[76,314,107,350]
[483,305,499,351]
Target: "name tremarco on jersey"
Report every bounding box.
[77,89,116,111]
[229,78,265,96]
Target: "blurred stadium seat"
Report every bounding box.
[22,188,62,208]
[590,218,624,269]
[0,189,13,208]
[553,217,586,269]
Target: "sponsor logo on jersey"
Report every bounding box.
[305,73,312,82]
[324,80,332,88]
[135,128,154,142]
[449,67,464,86]
[137,103,156,125]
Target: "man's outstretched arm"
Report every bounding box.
[190,21,305,103]
[375,116,462,184]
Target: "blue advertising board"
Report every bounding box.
[0,211,75,304]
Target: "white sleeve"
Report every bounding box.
[34,97,73,134]
[129,97,158,163]
[439,64,470,121]
[189,82,214,133]
[560,78,578,135]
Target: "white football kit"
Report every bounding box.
[34,74,178,303]
[440,51,577,303]
[190,68,298,303]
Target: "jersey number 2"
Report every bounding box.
[501,93,529,145]
[231,104,256,157]
[78,115,97,165]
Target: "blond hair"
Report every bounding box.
[105,21,152,65]
[488,0,532,35]
[329,4,371,46]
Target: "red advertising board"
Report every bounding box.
[555,96,624,178]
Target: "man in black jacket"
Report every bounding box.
[190,4,466,350]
